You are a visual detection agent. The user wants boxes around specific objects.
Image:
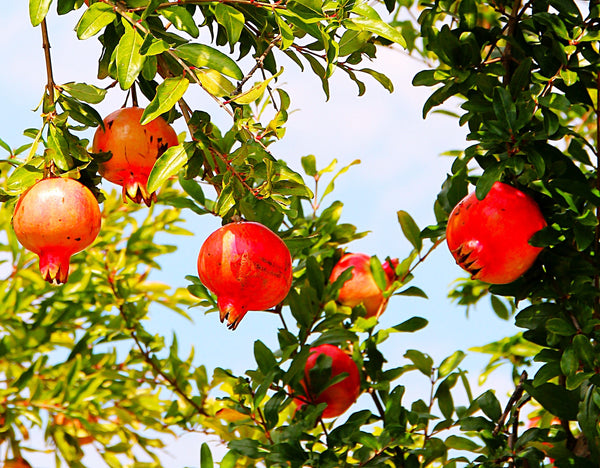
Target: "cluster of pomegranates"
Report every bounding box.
[10,99,548,422]
[11,107,179,284]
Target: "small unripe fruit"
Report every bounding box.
[446,181,547,284]
[293,344,360,419]
[329,253,397,318]
[12,178,102,284]
[92,107,179,206]
[197,221,293,330]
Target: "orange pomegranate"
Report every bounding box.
[293,344,361,419]
[446,181,547,284]
[329,253,398,318]
[92,107,179,206]
[12,178,102,284]
[197,221,293,330]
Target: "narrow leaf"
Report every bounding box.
[147,142,193,194]
[141,77,189,124]
[30,0,53,26]
[116,20,146,90]
[76,2,116,40]
[397,210,422,252]
[175,43,243,80]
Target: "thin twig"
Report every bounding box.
[492,371,527,436]
[40,19,55,104]
[235,34,282,94]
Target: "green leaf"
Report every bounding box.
[476,390,501,421]
[397,210,422,252]
[445,435,481,451]
[395,286,428,298]
[438,351,466,378]
[339,30,371,56]
[214,4,245,44]
[195,69,235,98]
[254,340,277,375]
[141,77,189,124]
[301,155,317,177]
[347,17,406,47]
[147,142,193,194]
[116,20,146,90]
[392,317,429,333]
[493,87,516,132]
[370,256,387,292]
[60,82,107,104]
[573,334,596,369]
[359,68,394,93]
[490,295,510,320]
[200,443,214,468]
[160,6,199,38]
[404,349,433,376]
[30,0,53,26]
[175,43,243,80]
[76,2,116,40]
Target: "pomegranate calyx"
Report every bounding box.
[38,250,72,284]
[123,177,157,207]
[452,240,484,278]
[217,296,248,330]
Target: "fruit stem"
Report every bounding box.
[38,250,72,284]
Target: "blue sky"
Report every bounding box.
[0,3,525,466]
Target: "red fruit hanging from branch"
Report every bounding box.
[92,107,178,206]
[197,221,293,330]
[329,253,398,318]
[446,181,547,284]
[12,177,102,284]
[293,344,361,419]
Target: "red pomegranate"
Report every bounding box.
[12,178,102,284]
[329,253,398,318]
[446,181,547,284]
[293,344,361,419]
[92,107,179,206]
[197,221,293,330]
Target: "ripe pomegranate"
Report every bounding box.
[446,181,547,284]
[12,178,102,284]
[92,107,178,206]
[197,221,292,330]
[293,344,361,419]
[329,253,398,318]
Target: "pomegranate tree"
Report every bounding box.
[12,178,102,284]
[197,221,292,330]
[92,107,179,206]
[293,344,361,419]
[329,253,398,318]
[446,181,547,284]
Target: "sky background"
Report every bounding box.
[0,3,526,467]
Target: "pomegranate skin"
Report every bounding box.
[12,178,102,284]
[329,253,397,318]
[293,344,361,419]
[92,107,179,206]
[197,221,293,330]
[446,181,547,284]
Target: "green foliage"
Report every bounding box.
[2,0,600,465]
